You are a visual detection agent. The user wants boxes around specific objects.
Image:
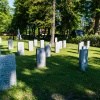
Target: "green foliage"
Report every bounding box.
[0,36,17,40]
[0,0,12,33]
[68,35,100,47]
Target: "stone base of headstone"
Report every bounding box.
[0,54,17,91]
[79,49,88,71]
[36,48,46,68]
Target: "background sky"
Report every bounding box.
[8,0,14,8]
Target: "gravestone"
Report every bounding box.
[79,49,88,71]
[28,41,33,51]
[78,41,84,54]
[0,54,17,91]
[87,41,90,49]
[8,39,14,50]
[55,37,57,42]
[55,42,60,53]
[0,38,1,42]
[45,44,51,57]
[17,42,24,55]
[17,29,22,40]
[40,40,44,48]
[63,40,66,48]
[36,48,46,68]
[34,39,38,46]
[59,41,62,49]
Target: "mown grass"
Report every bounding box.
[0,40,100,100]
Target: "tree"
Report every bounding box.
[50,0,56,46]
[0,0,12,33]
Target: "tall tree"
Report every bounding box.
[0,0,12,33]
[50,0,56,46]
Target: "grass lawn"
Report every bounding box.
[0,40,100,100]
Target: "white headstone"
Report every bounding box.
[0,54,17,91]
[28,41,33,51]
[63,40,66,48]
[78,41,84,54]
[55,42,60,53]
[45,44,51,57]
[59,41,63,49]
[40,40,44,48]
[17,42,24,55]
[87,41,90,49]
[55,37,57,42]
[0,38,2,43]
[34,39,38,46]
[36,48,46,68]
[8,39,14,50]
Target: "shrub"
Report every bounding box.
[68,35,100,47]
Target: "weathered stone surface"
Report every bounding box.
[28,41,33,51]
[8,39,14,50]
[36,48,46,68]
[17,42,24,55]
[45,44,51,57]
[55,42,60,53]
[0,54,17,91]
[40,40,44,48]
[34,39,38,46]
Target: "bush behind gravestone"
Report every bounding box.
[68,35,100,47]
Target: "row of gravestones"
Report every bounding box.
[0,37,90,91]
[0,37,66,91]
[78,41,90,71]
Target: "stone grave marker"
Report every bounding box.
[59,41,62,49]
[0,54,17,91]
[8,39,14,50]
[34,39,38,46]
[0,38,2,43]
[63,40,66,48]
[36,48,46,68]
[28,41,33,51]
[87,41,90,49]
[55,37,57,42]
[45,44,51,57]
[55,42,60,53]
[79,49,88,71]
[78,41,84,54]
[17,42,24,55]
[40,40,44,48]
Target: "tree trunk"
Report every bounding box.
[50,0,56,46]
[94,12,100,35]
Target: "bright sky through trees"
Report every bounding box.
[8,0,14,8]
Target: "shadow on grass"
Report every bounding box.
[0,51,99,100]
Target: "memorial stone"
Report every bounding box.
[28,41,33,51]
[34,39,38,46]
[87,41,90,49]
[8,39,14,50]
[63,40,66,48]
[36,48,46,68]
[45,44,51,57]
[55,37,57,42]
[55,42,60,53]
[78,41,84,54]
[0,38,2,43]
[17,42,24,55]
[0,54,17,91]
[59,41,62,49]
[79,49,88,71]
[40,40,44,48]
